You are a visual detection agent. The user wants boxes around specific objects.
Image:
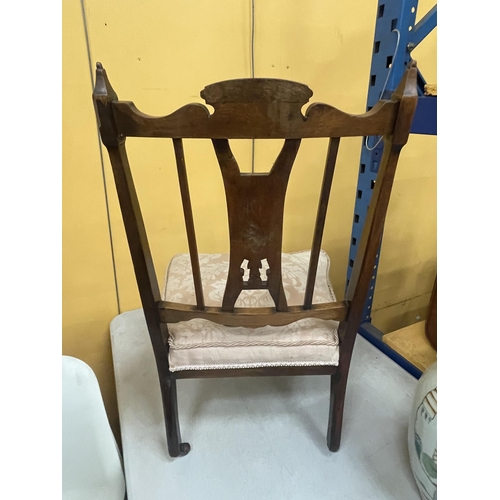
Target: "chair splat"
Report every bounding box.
[212,138,301,312]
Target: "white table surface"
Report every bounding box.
[111,309,420,500]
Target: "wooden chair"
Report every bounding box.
[93,61,417,457]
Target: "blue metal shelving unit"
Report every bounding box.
[349,1,437,378]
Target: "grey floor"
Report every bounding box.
[111,309,421,500]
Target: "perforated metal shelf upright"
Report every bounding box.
[347,0,437,378]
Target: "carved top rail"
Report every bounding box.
[109,77,399,139]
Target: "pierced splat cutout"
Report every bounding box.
[240,258,270,287]
[260,258,270,281]
[240,259,250,282]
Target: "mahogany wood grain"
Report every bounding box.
[304,137,341,309]
[212,138,300,312]
[174,364,337,380]
[172,138,205,310]
[159,300,348,326]
[111,98,399,140]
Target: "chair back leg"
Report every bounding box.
[327,372,348,452]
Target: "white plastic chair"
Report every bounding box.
[62,356,126,500]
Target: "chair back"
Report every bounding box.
[93,63,417,338]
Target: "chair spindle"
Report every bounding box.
[172,138,205,310]
[303,137,341,309]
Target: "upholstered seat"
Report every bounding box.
[163,250,340,371]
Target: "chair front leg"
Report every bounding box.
[160,374,191,457]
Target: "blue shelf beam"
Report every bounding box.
[347,0,437,331]
[408,5,437,51]
[411,95,437,135]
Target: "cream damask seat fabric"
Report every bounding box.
[163,250,340,372]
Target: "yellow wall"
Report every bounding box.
[62,0,120,434]
[63,0,436,433]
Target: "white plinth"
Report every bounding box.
[111,309,420,500]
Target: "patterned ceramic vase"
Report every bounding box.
[408,361,437,500]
